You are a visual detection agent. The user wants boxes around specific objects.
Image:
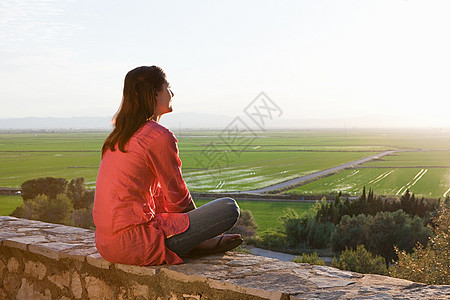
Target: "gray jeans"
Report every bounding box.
[165,197,240,256]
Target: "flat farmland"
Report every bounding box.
[182,150,373,192]
[1,129,450,198]
[195,199,314,234]
[0,132,106,188]
[286,151,450,198]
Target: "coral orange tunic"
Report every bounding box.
[93,121,192,266]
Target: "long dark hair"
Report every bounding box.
[102,66,167,156]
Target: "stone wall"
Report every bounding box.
[0,216,449,300]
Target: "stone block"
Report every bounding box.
[308,276,356,289]
[85,276,113,299]
[0,259,5,279]
[16,278,33,299]
[208,278,285,300]
[24,260,47,280]
[353,293,394,300]
[43,225,91,235]
[0,288,7,299]
[226,272,310,296]
[313,265,362,279]
[6,257,21,273]
[17,278,52,300]
[115,263,158,276]
[59,246,97,262]
[2,274,21,295]
[182,294,201,300]
[131,283,150,299]
[86,252,111,269]
[48,271,70,289]
[17,227,40,233]
[0,231,24,242]
[71,272,83,299]
[160,268,208,284]
[3,235,48,250]
[29,242,82,260]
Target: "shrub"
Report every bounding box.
[70,206,95,229]
[12,193,73,225]
[293,252,325,266]
[390,205,450,285]
[366,210,431,262]
[306,219,335,249]
[331,245,388,275]
[258,230,288,251]
[279,207,334,249]
[67,178,95,209]
[21,177,68,200]
[331,214,370,252]
[332,210,432,262]
[229,209,258,240]
[283,211,310,246]
[315,187,439,224]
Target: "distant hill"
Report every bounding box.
[0,117,113,130]
[0,113,235,131]
[0,113,439,130]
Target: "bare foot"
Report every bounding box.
[194,234,241,250]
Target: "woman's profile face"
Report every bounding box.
[154,82,174,117]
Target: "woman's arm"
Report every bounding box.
[148,130,193,213]
[182,200,196,212]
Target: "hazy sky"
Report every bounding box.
[1,0,449,127]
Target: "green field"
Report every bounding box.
[0,132,105,188]
[0,196,314,235]
[2,129,449,233]
[180,199,315,234]
[286,151,450,198]
[1,129,450,197]
[0,195,22,216]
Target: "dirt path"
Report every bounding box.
[241,150,397,194]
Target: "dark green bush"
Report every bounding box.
[21,177,68,200]
[367,210,431,261]
[276,207,335,249]
[390,205,450,285]
[306,219,335,249]
[331,214,371,252]
[229,209,258,240]
[67,177,94,209]
[315,187,439,224]
[259,230,288,250]
[331,245,388,275]
[70,206,95,229]
[12,193,73,225]
[332,210,432,262]
[293,252,325,266]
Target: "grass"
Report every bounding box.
[195,199,314,234]
[1,128,449,195]
[0,196,315,236]
[286,151,450,198]
[0,195,22,216]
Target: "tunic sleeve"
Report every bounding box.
[147,130,192,213]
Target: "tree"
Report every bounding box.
[12,193,73,225]
[67,177,93,209]
[331,245,388,275]
[332,210,432,263]
[21,177,68,200]
[390,205,450,284]
[228,209,258,240]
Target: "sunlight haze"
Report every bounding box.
[1,0,449,128]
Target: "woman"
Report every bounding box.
[93,66,242,266]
